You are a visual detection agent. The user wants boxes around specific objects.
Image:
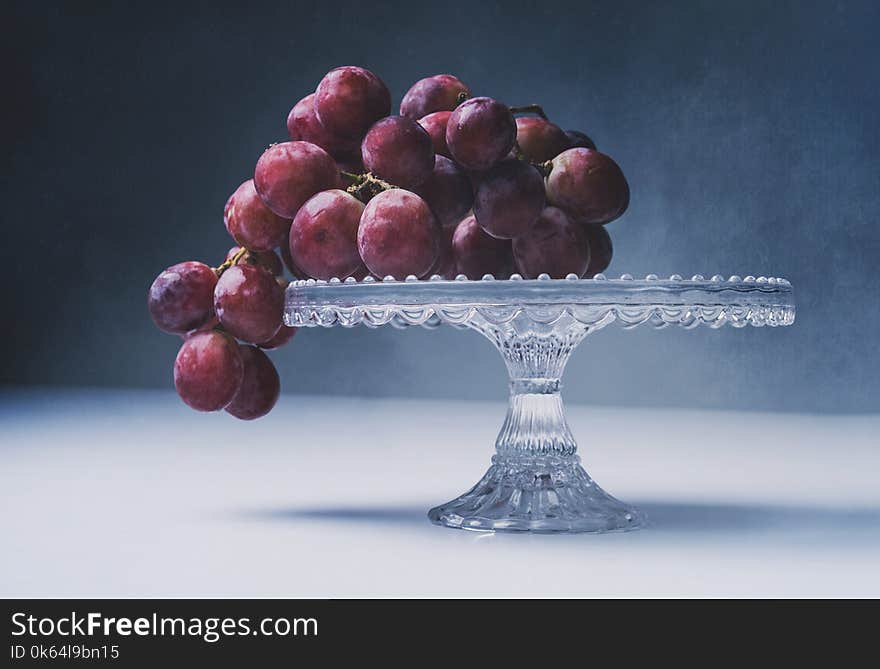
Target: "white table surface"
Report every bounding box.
[2,389,878,597]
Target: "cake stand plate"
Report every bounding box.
[285,272,796,533]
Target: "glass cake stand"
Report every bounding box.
[285,272,796,533]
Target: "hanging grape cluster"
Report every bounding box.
[148,67,630,419]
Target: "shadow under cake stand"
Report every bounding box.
[286,272,796,533]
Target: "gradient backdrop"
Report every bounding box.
[4,0,879,412]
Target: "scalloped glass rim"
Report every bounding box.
[285,273,796,331]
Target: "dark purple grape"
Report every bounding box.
[545,148,629,224]
[426,225,456,278]
[224,179,291,252]
[252,250,283,277]
[413,155,473,227]
[446,97,516,171]
[289,189,365,280]
[259,324,297,350]
[465,167,487,193]
[287,93,359,159]
[512,207,590,279]
[473,159,544,239]
[148,261,217,334]
[400,74,471,119]
[515,117,570,162]
[452,215,514,280]
[226,246,284,277]
[314,66,391,139]
[214,264,284,344]
[253,141,340,218]
[225,345,280,420]
[357,189,439,278]
[337,151,365,172]
[337,153,365,187]
[582,223,613,277]
[361,116,435,189]
[417,111,452,159]
[565,130,596,150]
[174,331,243,412]
[349,265,374,281]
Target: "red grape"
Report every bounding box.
[287,93,359,159]
[361,116,435,189]
[148,261,217,334]
[259,324,297,350]
[225,345,280,420]
[314,66,391,139]
[582,223,613,277]
[400,74,470,119]
[253,141,340,218]
[565,129,596,150]
[446,97,516,171]
[417,111,452,158]
[181,314,220,339]
[473,159,544,239]
[224,179,291,252]
[226,246,284,277]
[174,331,243,412]
[452,215,514,280]
[279,242,307,279]
[289,189,365,280]
[413,155,473,228]
[357,189,439,278]
[515,117,569,162]
[545,148,629,224]
[512,206,590,279]
[214,263,284,344]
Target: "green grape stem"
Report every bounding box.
[214,246,249,277]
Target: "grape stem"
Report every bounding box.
[214,246,248,277]
[509,104,549,121]
[537,160,553,177]
[345,172,395,203]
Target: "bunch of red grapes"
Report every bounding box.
[148,66,630,420]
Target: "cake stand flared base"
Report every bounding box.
[428,454,646,533]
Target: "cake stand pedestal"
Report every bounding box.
[286,272,796,533]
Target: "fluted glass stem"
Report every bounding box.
[497,383,577,457]
[490,319,582,459]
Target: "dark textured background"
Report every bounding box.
[3,0,878,412]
